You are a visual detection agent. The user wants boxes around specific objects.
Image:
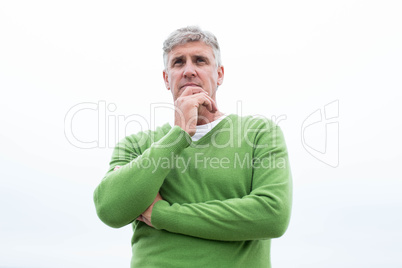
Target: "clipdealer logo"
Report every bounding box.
[64,101,150,149]
[64,100,340,167]
[301,100,339,168]
[63,100,286,150]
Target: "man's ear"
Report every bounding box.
[217,66,224,86]
[163,70,170,90]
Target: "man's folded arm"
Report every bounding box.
[93,126,191,228]
[151,126,293,241]
[152,185,291,241]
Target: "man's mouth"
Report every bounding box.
[181,83,201,89]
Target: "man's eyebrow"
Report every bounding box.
[170,55,184,63]
[193,55,210,62]
[193,54,208,58]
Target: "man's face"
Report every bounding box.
[163,41,224,101]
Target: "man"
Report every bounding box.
[94,26,292,268]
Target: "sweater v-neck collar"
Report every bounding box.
[163,114,236,145]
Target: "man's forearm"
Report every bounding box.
[93,126,191,228]
[150,176,292,241]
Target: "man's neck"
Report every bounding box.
[196,109,224,126]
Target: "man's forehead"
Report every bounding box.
[168,41,214,60]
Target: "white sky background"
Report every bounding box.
[0,0,401,267]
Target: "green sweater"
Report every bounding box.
[94,114,292,268]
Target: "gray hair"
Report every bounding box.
[163,26,222,70]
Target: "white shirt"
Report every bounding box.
[191,114,228,141]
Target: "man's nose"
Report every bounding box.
[183,62,197,78]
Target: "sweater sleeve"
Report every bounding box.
[93,126,192,228]
[151,125,292,241]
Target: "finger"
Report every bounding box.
[156,192,163,201]
[181,86,205,97]
[202,97,214,112]
[200,92,217,111]
[199,95,215,113]
[193,89,208,95]
[206,96,218,112]
[193,93,217,113]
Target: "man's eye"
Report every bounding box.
[197,58,206,63]
[173,59,183,65]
